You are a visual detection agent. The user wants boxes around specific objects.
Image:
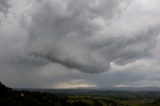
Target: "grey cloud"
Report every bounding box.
[0,0,10,13]
[1,0,160,88]
[97,25,160,65]
[28,0,129,73]
[67,0,127,20]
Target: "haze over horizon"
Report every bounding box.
[0,0,160,89]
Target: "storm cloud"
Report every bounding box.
[0,0,160,88]
[28,0,130,73]
[0,0,10,13]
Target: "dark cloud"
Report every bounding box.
[27,0,160,73]
[0,0,10,13]
[96,25,160,65]
[1,0,160,88]
[28,0,129,73]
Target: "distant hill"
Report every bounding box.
[107,86,160,91]
[19,86,160,95]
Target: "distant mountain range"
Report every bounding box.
[17,86,160,94]
[104,86,160,91]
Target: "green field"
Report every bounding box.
[37,89,160,106]
[63,92,160,106]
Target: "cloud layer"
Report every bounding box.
[27,0,130,73]
[0,0,160,88]
[0,0,10,13]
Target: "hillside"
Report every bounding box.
[0,82,69,106]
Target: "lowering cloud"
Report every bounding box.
[0,0,160,88]
[27,0,130,73]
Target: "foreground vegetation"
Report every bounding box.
[1,82,160,106]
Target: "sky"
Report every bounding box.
[0,0,160,88]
